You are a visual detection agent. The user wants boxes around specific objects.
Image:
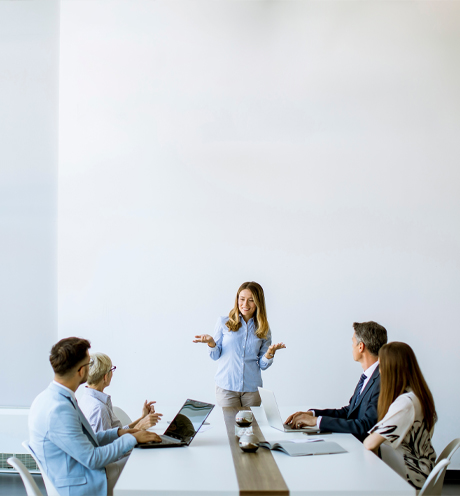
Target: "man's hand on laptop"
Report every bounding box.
[133,430,162,444]
[285,411,317,428]
[118,428,161,443]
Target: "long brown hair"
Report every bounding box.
[226,282,269,339]
[378,342,437,431]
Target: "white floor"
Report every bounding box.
[1,473,459,496]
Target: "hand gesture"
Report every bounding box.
[284,411,316,429]
[142,400,156,417]
[265,342,286,358]
[193,334,216,348]
[135,412,163,430]
[133,430,162,444]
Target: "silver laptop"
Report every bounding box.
[258,387,320,433]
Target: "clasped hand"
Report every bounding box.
[142,400,156,417]
[134,400,163,429]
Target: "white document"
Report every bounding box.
[290,438,326,443]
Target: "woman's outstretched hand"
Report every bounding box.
[193,334,216,348]
[265,342,286,359]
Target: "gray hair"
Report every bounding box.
[353,321,388,356]
[87,352,112,386]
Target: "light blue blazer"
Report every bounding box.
[28,382,136,496]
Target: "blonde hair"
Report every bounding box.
[226,282,269,339]
[87,352,112,386]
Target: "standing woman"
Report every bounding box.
[364,342,437,490]
[193,281,285,407]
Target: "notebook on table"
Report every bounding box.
[259,440,347,457]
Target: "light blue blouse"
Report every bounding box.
[209,316,273,393]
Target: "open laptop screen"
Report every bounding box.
[163,399,214,444]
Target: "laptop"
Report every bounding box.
[258,387,321,433]
[136,399,215,449]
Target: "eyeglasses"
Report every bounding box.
[78,359,94,372]
[110,366,116,373]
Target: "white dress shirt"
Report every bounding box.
[360,361,379,393]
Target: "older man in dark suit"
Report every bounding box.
[285,321,388,442]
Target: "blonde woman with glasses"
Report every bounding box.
[193,281,286,407]
[79,352,162,433]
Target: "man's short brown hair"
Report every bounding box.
[353,321,387,356]
[49,337,91,376]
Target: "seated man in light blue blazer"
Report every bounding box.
[29,337,160,496]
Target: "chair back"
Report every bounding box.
[436,438,460,464]
[7,457,44,496]
[113,406,132,426]
[419,459,450,496]
[22,441,60,496]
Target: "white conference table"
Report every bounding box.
[253,406,415,496]
[114,405,415,496]
[114,406,239,496]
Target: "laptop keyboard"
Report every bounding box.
[159,435,182,445]
[283,424,318,432]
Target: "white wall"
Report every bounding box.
[0,0,59,406]
[58,1,460,467]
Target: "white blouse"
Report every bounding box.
[79,387,128,433]
[369,390,436,490]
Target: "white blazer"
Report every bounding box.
[29,382,136,496]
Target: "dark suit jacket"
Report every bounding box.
[314,365,380,442]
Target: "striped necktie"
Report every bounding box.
[353,373,367,408]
